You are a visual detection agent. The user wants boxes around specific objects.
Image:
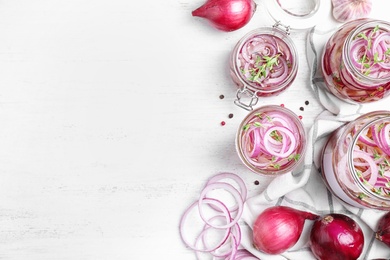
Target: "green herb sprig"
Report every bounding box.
[246,54,280,83]
[355,25,390,76]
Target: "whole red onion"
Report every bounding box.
[252,206,319,255]
[376,211,390,247]
[309,213,364,260]
[192,0,256,32]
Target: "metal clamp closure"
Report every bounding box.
[234,87,259,111]
[273,21,291,35]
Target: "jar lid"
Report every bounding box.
[263,0,335,31]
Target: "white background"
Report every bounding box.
[0,0,344,259]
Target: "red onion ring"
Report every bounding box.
[264,57,289,85]
[237,34,294,89]
[372,32,390,70]
[323,24,390,102]
[379,123,390,156]
[205,172,248,203]
[263,126,296,158]
[358,127,377,146]
[240,109,303,172]
[349,119,390,197]
[179,199,231,252]
[349,26,390,78]
[198,182,244,229]
[179,173,248,259]
[199,223,241,259]
[353,150,378,186]
[194,216,240,258]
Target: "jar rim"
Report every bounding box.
[235,105,306,176]
[232,27,298,94]
[344,19,390,83]
[349,114,390,201]
[263,0,334,31]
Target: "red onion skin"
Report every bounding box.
[192,0,256,32]
[252,206,319,255]
[309,214,364,260]
[376,211,390,247]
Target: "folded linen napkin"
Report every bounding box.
[239,14,390,260]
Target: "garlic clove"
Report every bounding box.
[331,0,372,23]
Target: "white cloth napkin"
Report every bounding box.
[239,16,390,260]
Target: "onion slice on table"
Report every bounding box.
[179,173,248,259]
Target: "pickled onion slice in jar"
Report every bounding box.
[240,109,303,172]
[349,27,390,78]
[352,120,390,197]
[321,20,390,103]
[237,33,294,89]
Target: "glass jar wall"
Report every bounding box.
[236,105,306,176]
[230,26,298,110]
[322,19,390,103]
[321,111,390,210]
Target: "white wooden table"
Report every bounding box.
[0,0,351,259]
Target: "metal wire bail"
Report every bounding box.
[234,87,259,111]
[273,21,291,35]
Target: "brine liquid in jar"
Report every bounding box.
[321,111,390,210]
[230,26,298,110]
[322,19,390,103]
[236,105,306,176]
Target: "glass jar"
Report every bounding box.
[322,19,390,104]
[321,111,390,210]
[236,105,306,176]
[230,25,298,110]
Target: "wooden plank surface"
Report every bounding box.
[0,0,357,259]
